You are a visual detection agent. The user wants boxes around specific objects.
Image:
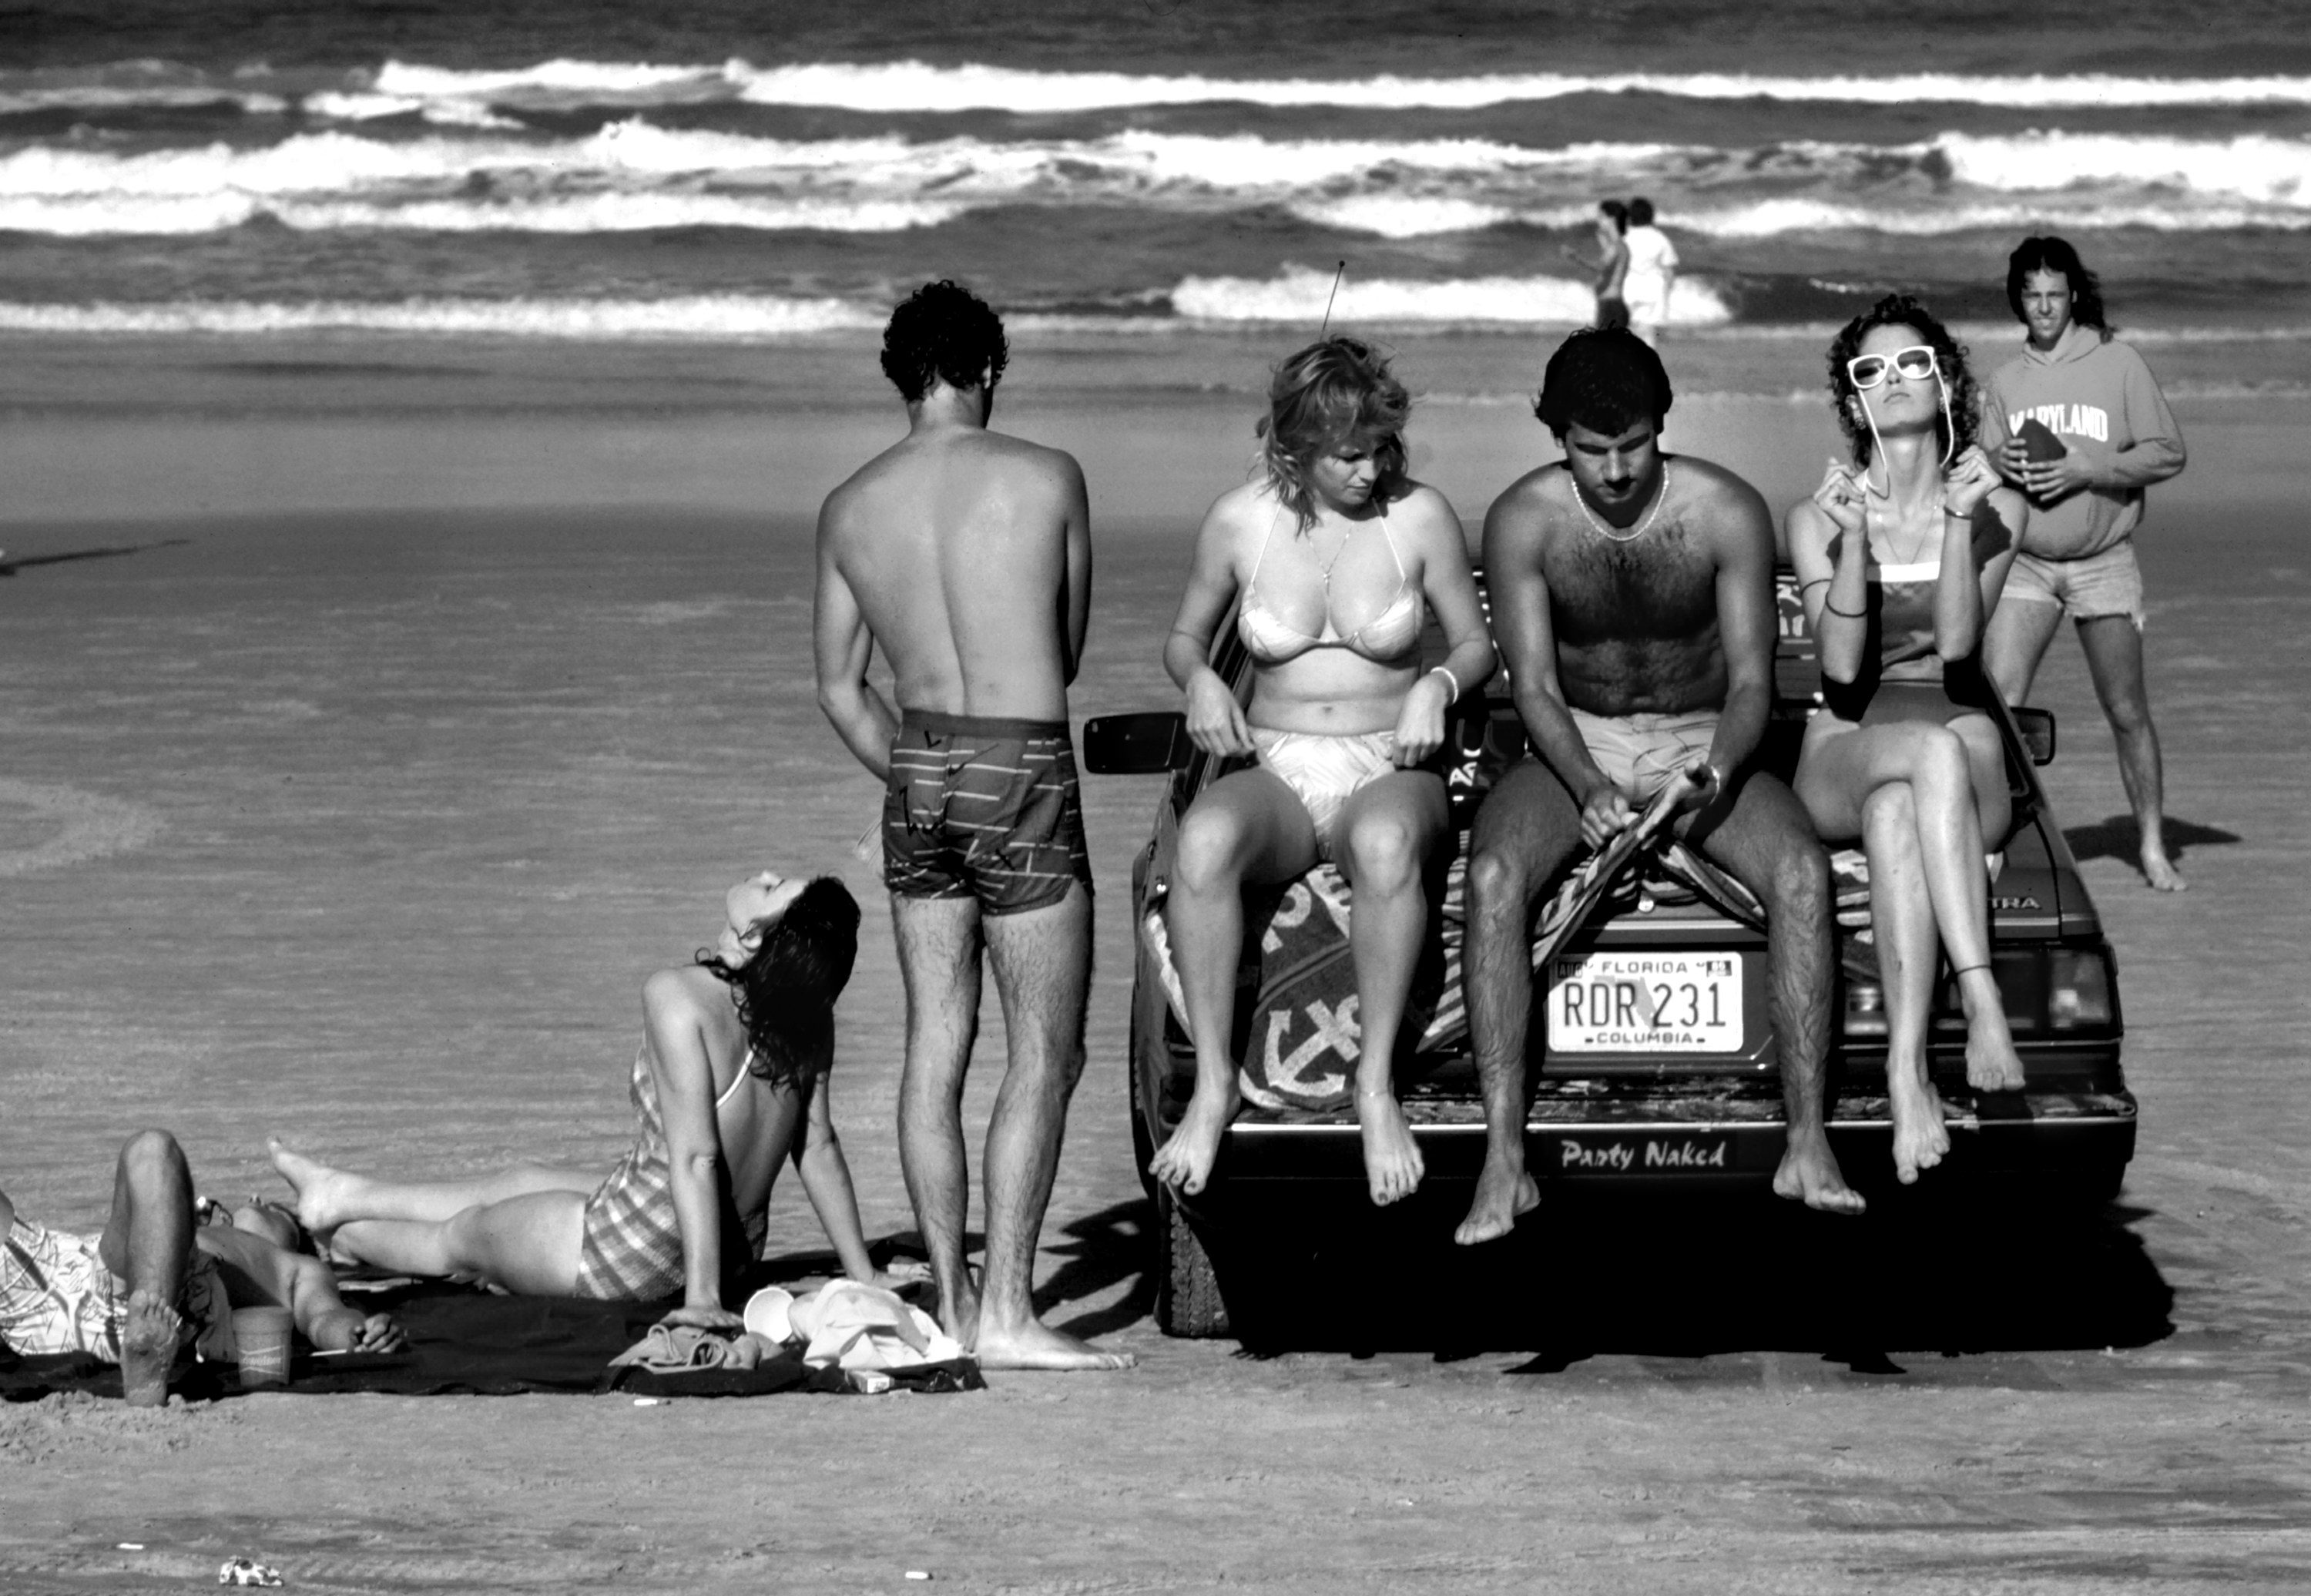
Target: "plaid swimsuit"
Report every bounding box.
[570,1047,770,1302]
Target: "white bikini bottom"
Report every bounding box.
[1250,727,1398,862]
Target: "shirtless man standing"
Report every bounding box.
[1453,328,1863,1245]
[814,280,1128,1370]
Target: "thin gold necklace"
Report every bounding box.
[1573,462,1671,544]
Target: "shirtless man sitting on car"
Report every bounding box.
[1455,327,1864,1245]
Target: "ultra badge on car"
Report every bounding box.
[1547,953,1744,1051]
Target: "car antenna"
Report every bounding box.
[1319,260,1346,337]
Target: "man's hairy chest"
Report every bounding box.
[1544,519,1721,648]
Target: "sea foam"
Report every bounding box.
[0,295,884,337]
[731,60,2311,113]
[1169,268,1734,327]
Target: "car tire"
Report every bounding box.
[1154,1183,1231,1340]
[1129,1016,1160,1207]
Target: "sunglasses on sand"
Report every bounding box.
[1846,344,1940,391]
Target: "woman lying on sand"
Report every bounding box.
[1149,336,1494,1208]
[271,871,893,1329]
[1785,295,2029,1185]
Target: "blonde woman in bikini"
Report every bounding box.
[1150,337,1494,1207]
[1787,295,2030,1185]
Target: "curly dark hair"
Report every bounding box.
[1825,293,1979,469]
[880,280,1010,404]
[698,876,861,1091]
[2004,234,2111,340]
[1534,325,1672,441]
[1256,335,1411,532]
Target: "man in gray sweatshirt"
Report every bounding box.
[1981,235,2189,890]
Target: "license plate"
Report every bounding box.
[1547,953,1743,1052]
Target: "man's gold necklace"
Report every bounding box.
[1574,462,1672,543]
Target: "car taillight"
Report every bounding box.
[1843,981,1886,1037]
[2048,947,2114,1031]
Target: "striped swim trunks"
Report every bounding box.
[884,710,1092,916]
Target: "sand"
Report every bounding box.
[2,332,2308,1592]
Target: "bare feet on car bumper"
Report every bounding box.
[1454,1155,1539,1243]
[1773,1128,1865,1214]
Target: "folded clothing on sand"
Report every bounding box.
[742,1280,969,1374]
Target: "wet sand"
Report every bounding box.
[2,337,2308,1591]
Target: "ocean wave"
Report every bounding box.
[0,295,883,337]
[731,62,2311,113]
[1169,267,1734,327]
[5,122,2310,240]
[1685,198,2311,236]
[12,57,2311,121]
[0,192,958,236]
[1941,131,2311,206]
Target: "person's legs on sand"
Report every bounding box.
[1684,775,1863,1215]
[1454,763,1581,1245]
[268,1140,595,1236]
[2077,614,2184,890]
[96,1129,195,1407]
[977,884,1132,1370]
[1335,771,1450,1207]
[892,894,986,1346]
[1151,770,1316,1195]
[327,1192,585,1296]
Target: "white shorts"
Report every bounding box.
[1570,707,1720,803]
[2002,541,2146,629]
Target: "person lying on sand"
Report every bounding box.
[2,1129,404,1407]
[270,871,902,1333]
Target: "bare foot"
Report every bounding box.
[267,1135,357,1235]
[934,1266,981,1349]
[972,1319,1135,1371]
[117,1288,182,1408]
[1886,1060,1949,1185]
[1773,1127,1866,1215]
[2142,843,2188,892]
[1148,1078,1239,1196]
[1356,1088,1425,1207]
[1453,1155,1538,1244]
[1957,971,2026,1092]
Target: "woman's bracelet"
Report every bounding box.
[1823,598,1867,619]
[1427,665,1461,702]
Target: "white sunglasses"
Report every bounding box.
[1846,344,1940,391]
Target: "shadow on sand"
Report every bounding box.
[2064,813,2240,867]
[1126,1181,2175,1366]
[0,538,190,577]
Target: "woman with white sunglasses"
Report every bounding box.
[1784,293,2029,1186]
